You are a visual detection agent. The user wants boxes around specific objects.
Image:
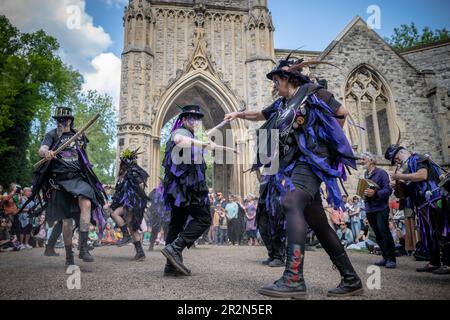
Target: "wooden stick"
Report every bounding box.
[33,113,101,169]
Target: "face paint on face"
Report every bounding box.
[187,116,201,128]
[273,79,280,91]
[57,118,71,131]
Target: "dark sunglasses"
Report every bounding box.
[56,118,71,124]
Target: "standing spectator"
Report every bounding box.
[212,204,220,244]
[225,195,239,245]
[19,187,34,249]
[0,184,4,216]
[236,197,246,245]
[245,196,258,246]
[400,199,417,256]
[2,183,23,246]
[215,192,227,208]
[217,207,228,245]
[336,223,354,248]
[359,198,366,232]
[349,196,362,243]
[361,152,396,268]
[208,190,216,243]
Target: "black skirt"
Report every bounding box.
[290,162,322,197]
[46,176,98,223]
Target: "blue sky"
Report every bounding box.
[2,0,447,110]
[86,0,450,55]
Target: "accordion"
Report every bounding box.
[356,179,380,198]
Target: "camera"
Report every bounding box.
[15,185,22,194]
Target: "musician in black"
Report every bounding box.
[360,152,395,268]
[35,107,105,266]
[386,145,450,275]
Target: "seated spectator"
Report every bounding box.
[114,227,123,243]
[389,220,406,255]
[88,224,100,249]
[329,207,345,230]
[102,223,116,245]
[336,222,354,248]
[0,217,16,252]
[347,218,377,251]
[31,214,47,248]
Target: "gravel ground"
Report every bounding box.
[0,245,449,300]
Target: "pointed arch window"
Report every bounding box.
[345,67,393,155]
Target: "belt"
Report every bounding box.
[51,172,81,181]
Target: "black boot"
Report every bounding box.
[65,245,75,266]
[78,232,94,263]
[161,236,191,276]
[116,225,133,247]
[133,241,146,261]
[163,261,191,277]
[327,253,364,297]
[45,222,62,257]
[259,244,307,299]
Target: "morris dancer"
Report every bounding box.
[161,105,219,277]
[110,149,149,261]
[225,57,363,298]
[34,107,105,266]
[386,145,450,275]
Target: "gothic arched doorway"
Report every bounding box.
[150,71,250,198]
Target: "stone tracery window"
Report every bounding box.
[345,66,393,155]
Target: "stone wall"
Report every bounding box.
[314,18,443,164]
[401,41,450,163]
[401,41,450,90]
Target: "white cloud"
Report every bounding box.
[102,0,128,8]
[83,53,122,110]
[0,0,122,108]
[0,0,112,73]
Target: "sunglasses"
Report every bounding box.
[56,118,71,124]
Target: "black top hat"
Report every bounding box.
[267,58,303,80]
[266,58,312,85]
[178,105,205,120]
[384,145,405,165]
[52,107,74,120]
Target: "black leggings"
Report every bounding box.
[285,189,344,258]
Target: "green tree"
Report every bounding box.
[0,15,82,186]
[386,22,450,50]
[74,91,117,184]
